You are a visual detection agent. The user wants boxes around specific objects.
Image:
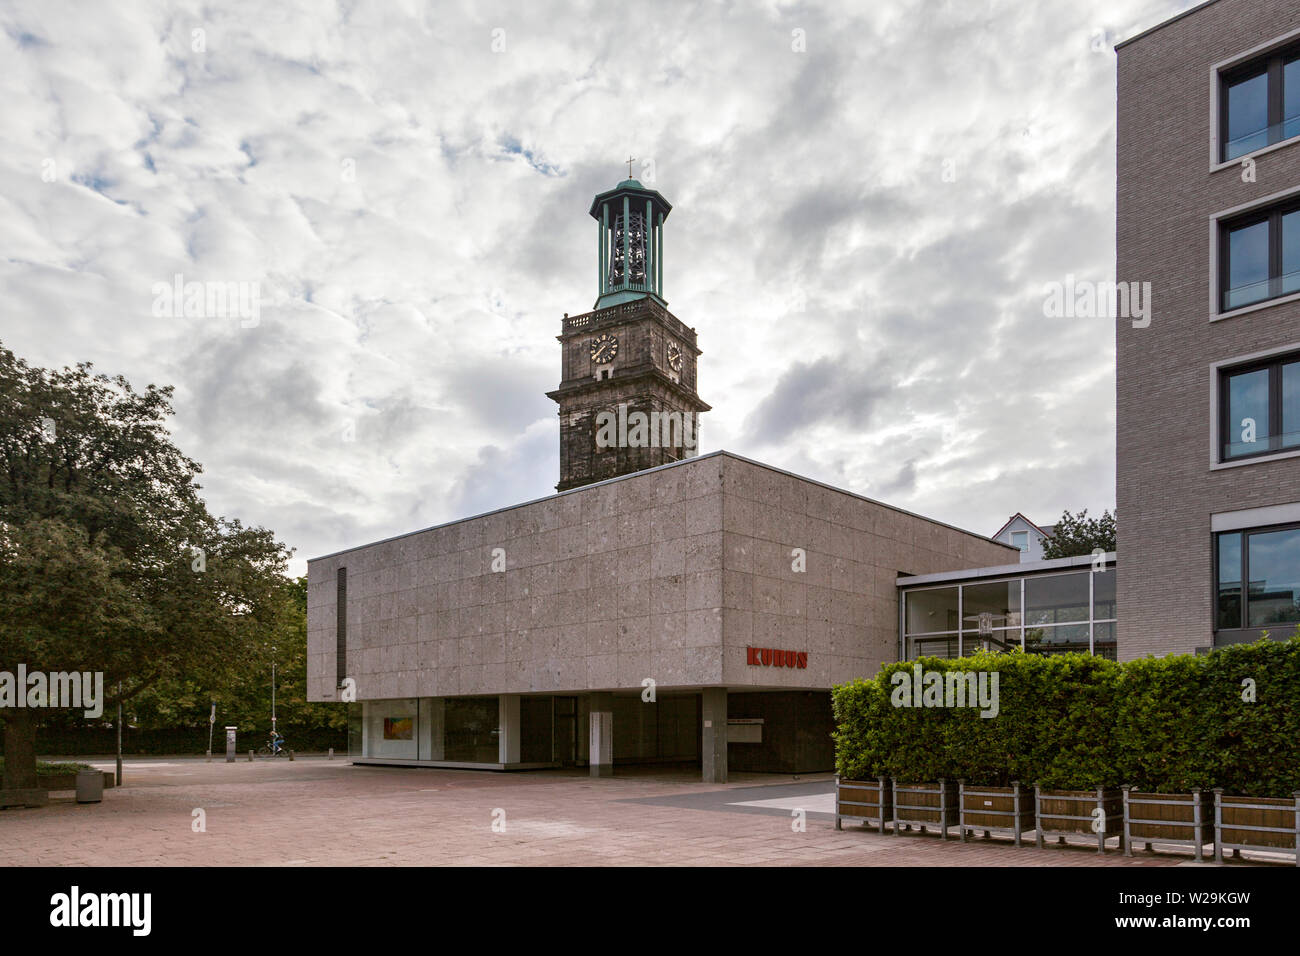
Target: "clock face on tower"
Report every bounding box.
[590,333,618,364]
[667,343,683,372]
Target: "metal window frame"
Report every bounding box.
[1218,195,1300,314]
[1213,520,1300,634]
[901,568,1115,659]
[1210,28,1300,169]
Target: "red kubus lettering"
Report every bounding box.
[746,646,809,667]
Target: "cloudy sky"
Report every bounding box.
[1,0,1192,575]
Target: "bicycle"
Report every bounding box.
[257,736,291,757]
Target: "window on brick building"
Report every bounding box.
[1218,351,1300,460]
[1219,198,1300,312]
[1220,44,1300,162]
[1215,525,1300,631]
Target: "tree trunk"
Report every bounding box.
[1,709,39,790]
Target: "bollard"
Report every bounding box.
[75,770,104,804]
[248,750,253,762]
[328,748,334,761]
[289,750,295,761]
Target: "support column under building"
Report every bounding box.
[498,694,521,766]
[702,687,727,783]
[589,692,613,777]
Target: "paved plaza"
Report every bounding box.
[0,758,1279,867]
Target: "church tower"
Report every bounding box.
[547,176,710,492]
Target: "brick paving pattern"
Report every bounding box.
[0,758,1265,866]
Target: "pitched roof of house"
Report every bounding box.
[991,512,1054,541]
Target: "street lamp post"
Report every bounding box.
[116,682,122,787]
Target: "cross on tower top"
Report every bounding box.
[625,156,635,178]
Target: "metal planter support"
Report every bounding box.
[892,778,959,840]
[834,776,893,834]
[1122,786,1213,861]
[1035,785,1123,854]
[1213,789,1300,866]
[959,780,1035,846]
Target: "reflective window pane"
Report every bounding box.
[910,635,959,659]
[444,696,500,763]
[961,580,1021,630]
[906,587,959,634]
[1247,528,1300,627]
[1227,220,1271,308]
[1025,623,1090,655]
[1024,572,1090,626]
[1284,363,1300,449]
[1092,569,1116,619]
[1226,71,1270,159]
[1093,622,1117,661]
[962,630,1022,655]
[364,698,419,759]
[1286,58,1300,140]
[1284,211,1300,296]
[1225,367,1270,458]
[1217,533,1242,630]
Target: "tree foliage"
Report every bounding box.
[130,576,346,740]
[0,344,292,788]
[1040,508,1116,559]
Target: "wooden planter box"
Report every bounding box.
[1122,786,1213,862]
[1035,786,1123,854]
[959,781,1034,846]
[1213,790,1300,865]
[834,776,892,834]
[892,778,958,839]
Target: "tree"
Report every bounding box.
[130,576,346,741]
[0,344,291,790]
[1040,508,1117,560]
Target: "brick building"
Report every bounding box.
[1117,0,1300,658]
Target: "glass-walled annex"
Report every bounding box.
[900,555,1118,661]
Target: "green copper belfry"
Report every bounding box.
[590,178,671,310]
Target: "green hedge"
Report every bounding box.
[833,638,1300,797]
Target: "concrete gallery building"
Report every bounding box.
[1116,0,1300,658]
[306,178,1015,780]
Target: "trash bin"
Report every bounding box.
[75,769,103,804]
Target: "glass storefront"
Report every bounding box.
[903,567,1118,660]
[443,696,501,763]
[362,698,420,759]
[354,694,565,764]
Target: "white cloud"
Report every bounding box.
[0,0,1193,573]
